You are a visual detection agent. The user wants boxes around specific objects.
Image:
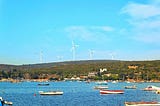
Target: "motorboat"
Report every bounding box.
[96,81,108,85]
[112,81,118,83]
[143,85,160,91]
[124,85,137,89]
[94,86,108,90]
[156,90,160,94]
[100,90,124,94]
[38,83,50,86]
[0,97,13,105]
[125,101,160,106]
[39,91,63,95]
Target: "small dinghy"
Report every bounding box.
[39,91,63,95]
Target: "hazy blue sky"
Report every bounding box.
[0,0,160,65]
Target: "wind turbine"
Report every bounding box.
[109,52,116,60]
[40,51,43,63]
[57,56,63,61]
[89,49,94,60]
[71,41,79,61]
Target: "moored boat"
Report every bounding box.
[100,90,124,94]
[39,91,63,95]
[156,90,160,94]
[125,85,136,89]
[0,97,13,105]
[125,101,160,106]
[94,86,108,90]
[96,81,108,85]
[38,83,50,86]
[143,85,160,91]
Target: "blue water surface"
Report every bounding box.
[0,81,160,106]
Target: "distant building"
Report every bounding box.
[80,75,88,79]
[100,68,107,73]
[104,73,111,77]
[128,65,138,69]
[88,72,97,77]
[103,73,118,77]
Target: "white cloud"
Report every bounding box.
[134,32,160,43]
[65,26,114,42]
[90,26,114,32]
[121,1,160,44]
[121,2,160,19]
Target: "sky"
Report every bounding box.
[0,0,160,65]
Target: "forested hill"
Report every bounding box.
[0,60,160,81]
[0,60,160,71]
[0,60,119,70]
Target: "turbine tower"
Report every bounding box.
[57,56,63,61]
[71,41,79,61]
[40,51,43,63]
[109,52,116,60]
[89,49,94,60]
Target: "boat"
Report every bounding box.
[38,83,50,86]
[156,90,160,94]
[85,80,91,84]
[125,101,160,106]
[112,81,118,83]
[96,81,108,85]
[94,86,108,90]
[100,90,124,94]
[0,97,13,105]
[125,85,137,89]
[143,85,160,91]
[39,91,63,95]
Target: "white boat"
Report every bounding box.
[143,85,160,91]
[125,85,137,89]
[39,91,63,95]
[100,90,124,94]
[112,81,117,83]
[125,101,160,106]
[96,81,108,85]
[156,90,160,94]
[0,97,13,105]
[94,86,108,90]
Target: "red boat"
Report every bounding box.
[100,90,124,94]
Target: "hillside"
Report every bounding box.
[0,60,160,81]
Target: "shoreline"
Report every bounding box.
[1,78,160,83]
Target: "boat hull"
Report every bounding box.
[125,86,136,89]
[94,86,108,90]
[39,91,63,95]
[143,85,160,91]
[38,83,50,86]
[125,102,160,106]
[100,90,124,94]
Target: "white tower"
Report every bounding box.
[89,49,94,60]
[109,52,116,60]
[57,56,63,61]
[40,51,43,63]
[71,41,79,61]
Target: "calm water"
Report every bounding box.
[0,81,160,106]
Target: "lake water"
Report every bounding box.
[0,81,160,106]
